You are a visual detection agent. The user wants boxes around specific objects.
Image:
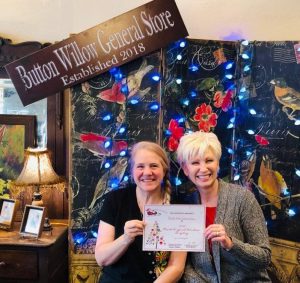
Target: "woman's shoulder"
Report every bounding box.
[219,179,256,200]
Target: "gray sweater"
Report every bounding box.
[181,180,271,283]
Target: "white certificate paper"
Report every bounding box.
[143,204,205,252]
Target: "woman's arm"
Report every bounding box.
[226,190,271,269]
[154,251,187,283]
[95,219,144,266]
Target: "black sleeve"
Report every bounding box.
[99,191,117,226]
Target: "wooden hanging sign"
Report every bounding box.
[5,0,188,106]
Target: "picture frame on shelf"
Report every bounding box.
[0,197,18,230]
[20,205,45,238]
[0,114,36,220]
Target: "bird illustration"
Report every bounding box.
[258,155,287,209]
[97,60,154,103]
[74,132,128,157]
[270,78,300,120]
[127,59,154,98]
[98,81,126,104]
[239,150,256,187]
[89,157,128,209]
[196,77,222,100]
[213,48,227,65]
[196,77,221,92]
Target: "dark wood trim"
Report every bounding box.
[0,37,65,172]
[47,93,65,176]
[0,37,67,219]
[0,37,50,78]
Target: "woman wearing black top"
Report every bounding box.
[95,141,186,283]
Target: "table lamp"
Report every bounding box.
[11,147,65,228]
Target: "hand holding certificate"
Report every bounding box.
[143,204,205,252]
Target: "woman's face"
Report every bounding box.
[182,148,219,192]
[132,149,165,194]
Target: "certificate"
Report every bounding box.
[143,204,205,252]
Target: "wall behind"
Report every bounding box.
[1,0,300,44]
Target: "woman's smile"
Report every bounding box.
[132,148,165,193]
[182,148,219,192]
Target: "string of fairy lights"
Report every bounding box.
[72,39,299,245]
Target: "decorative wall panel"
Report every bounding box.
[69,39,300,282]
[70,51,161,253]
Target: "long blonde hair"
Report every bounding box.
[130,141,172,204]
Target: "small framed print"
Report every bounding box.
[0,198,18,230]
[20,205,45,238]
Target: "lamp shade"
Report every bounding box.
[14,148,62,186]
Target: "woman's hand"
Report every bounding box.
[96,220,145,266]
[123,220,145,243]
[205,224,233,250]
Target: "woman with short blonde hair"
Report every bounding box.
[176,131,271,283]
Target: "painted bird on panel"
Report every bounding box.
[270,78,300,121]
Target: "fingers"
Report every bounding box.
[205,224,225,240]
[124,220,145,242]
[205,224,233,250]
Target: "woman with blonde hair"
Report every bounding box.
[176,131,271,283]
[95,141,186,283]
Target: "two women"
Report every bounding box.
[95,141,186,283]
[96,131,271,282]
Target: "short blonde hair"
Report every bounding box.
[176,131,222,166]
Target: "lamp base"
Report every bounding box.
[31,191,51,231]
[43,217,53,231]
[32,191,43,207]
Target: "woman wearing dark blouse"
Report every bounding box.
[176,131,271,283]
[95,141,186,283]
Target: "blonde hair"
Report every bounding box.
[176,131,222,166]
[130,141,171,204]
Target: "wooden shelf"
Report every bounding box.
[0,220,68,283]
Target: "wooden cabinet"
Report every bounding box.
[0,222,68,283]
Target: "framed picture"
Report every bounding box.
[0,114,36,178]
[20,205,45,238]
[0,114,36,146]
[0,114,36,215]
[0,197,18,230]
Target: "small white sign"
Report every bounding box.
[143,204,205,252]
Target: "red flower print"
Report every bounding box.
[167,119,184,151]
[168,119,184,140]
[213,89,233,112]
[167,136,179,152]
[194,103,218,132]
